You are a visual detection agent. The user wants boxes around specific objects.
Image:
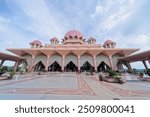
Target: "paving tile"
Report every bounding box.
[0,72,150,100]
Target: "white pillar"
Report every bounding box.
[61,56,65,72]
[29,56,35,72]
[77,56,80,72]
[108,55,114,70]
[14,61,19,72]
[93,55,97,72]
[142,60,148,70]
[45,55,50,71]
[0,60,5,68]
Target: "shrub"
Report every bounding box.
[108,70,120,77]
[9,71,16,79]
[0,68,5,75]
[1,66,9,72]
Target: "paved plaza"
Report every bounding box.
[0,72,150,100]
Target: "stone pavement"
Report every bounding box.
[0,72,150,100]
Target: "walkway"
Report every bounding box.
[0,72,150,100]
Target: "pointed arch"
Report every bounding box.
[64,53,78,66]
[80,53,93,67]
[22,53,32,66]
[64,61,77,72]
[21,61,28,70]
[48,61,61,71]
[33,61,45,71]
[81,61,94,71]
[34,53,47,66]
[112,54,123,70]
[97,61,110,72]
[96,54,110,67]
[49,53,62,67]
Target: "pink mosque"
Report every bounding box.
[7,29,139,72]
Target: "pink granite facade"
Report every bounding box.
[7,29,139,72]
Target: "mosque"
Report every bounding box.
[6,29,139,72]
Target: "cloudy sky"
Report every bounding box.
[0,0,150,68]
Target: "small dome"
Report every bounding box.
[104,40,115,45]
[30,40,42,45]
[50,37,58,41]
[103,39,116,48]
[88,37,96,41]
[50,37,59,44]
[64,29,83,39]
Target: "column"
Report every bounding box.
[61,56,65,72]
[120,62,124,70]
[14,61,19,72]
[0,60,5,68]
[108,55,114,70]
[126,61,132,72]
[34,44,36,48]
[45,55,50,71]
[77,56,80,72]
[148,60,150,65]
[93,55,97,72]
[142,60,148,70]
[29,55,35,72]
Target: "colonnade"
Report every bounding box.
[27,52,116,72]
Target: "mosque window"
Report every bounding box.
[75,35,78,38]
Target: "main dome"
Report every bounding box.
[64,29,83,39]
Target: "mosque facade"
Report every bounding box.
[7,29,139,72]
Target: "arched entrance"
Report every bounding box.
[81,61,94,72]
[112,54,122,70]
[21,61,28,72]
[116,61,124,71]
[22,54,32,66]
[64,53,78,72]
[34,53,47,66]
[49,53,62,70]
[65,61,77,72]
[80,53,94,72]
[97,61,110,72]
[48,61,61,71]
[34,61,45,71]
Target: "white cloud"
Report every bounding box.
[91,0,138,37]
[101,1,135,30]
[15,0,65,39]
[0,16,10,32]
[102,10,132,30]
[127,34,150,50]
[90,5,104,18]
[117,34,150,51]
[129,0,135,4]
[0,16,30,51]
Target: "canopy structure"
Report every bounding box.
[0,51,25,61]
[119,50,150,62]
[0,51,25,71]
[119,50,150,71]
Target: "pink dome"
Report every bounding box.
[50,37,58,41]
[65,29,83,39]
[104,40,115,45]
[30,40,42,45]
[88,37,96,41]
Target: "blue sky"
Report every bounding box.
[0,0,150,68]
